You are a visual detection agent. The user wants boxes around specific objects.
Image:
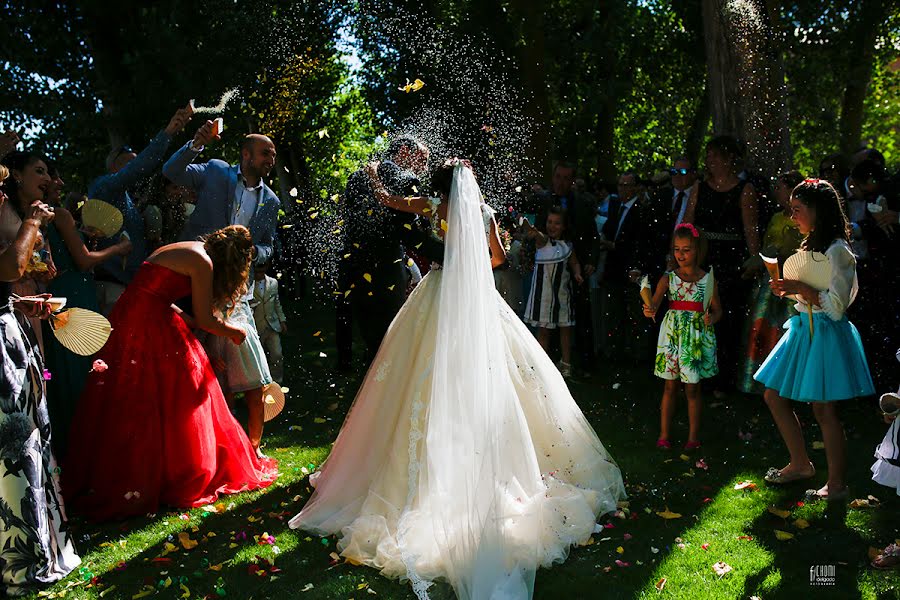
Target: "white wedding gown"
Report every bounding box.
[289,164,625,599]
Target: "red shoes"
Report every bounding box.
[657,439,701,450]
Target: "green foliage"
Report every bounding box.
[780,0,900,173]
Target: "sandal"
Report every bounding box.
[656,439,672,450]
[764,462,815,484]
[684,441,702,451]
[814,484,849,502]
[872,544,900,570]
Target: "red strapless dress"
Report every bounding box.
[64,262,277,520]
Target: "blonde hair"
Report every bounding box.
[0,164,8,182]
[202,225,254,310]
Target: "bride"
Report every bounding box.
[289,159,625,599]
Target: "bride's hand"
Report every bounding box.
[364,161,380,181]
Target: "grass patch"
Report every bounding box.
[25,294,900,599]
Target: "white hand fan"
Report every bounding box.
[262,382,286,422]
[81,199,124,238]
[783,251,831,341]
[50,307,112,356]
[704,266,715,312]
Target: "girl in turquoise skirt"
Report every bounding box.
[755,179,875,501]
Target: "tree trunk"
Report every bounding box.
[839,0,885,156]
[592,1,617,183]
[685,80,710,167]
[507,0,550,180]
[79,6,130,151]
[702,0,792,175]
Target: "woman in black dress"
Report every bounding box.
[683,135,761,395]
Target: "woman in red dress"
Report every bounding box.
[64,225,277,520]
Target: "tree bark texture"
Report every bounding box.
[838,0,886,156]
[702,0,792,175]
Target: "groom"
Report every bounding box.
[162,121,280,455]
[337,135,444,365]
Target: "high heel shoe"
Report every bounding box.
[656,439,671,449]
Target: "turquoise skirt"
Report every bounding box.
[754,312,874,402]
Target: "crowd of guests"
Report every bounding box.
[0,106,290,595]
[489,137,898,398]
[2,113,899,594]
[484,136,897,508]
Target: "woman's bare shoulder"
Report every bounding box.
[147,241,211,275]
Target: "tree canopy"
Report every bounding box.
[1,0,898,196]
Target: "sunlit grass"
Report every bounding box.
[23,297,900,599]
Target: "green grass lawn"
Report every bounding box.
[27,292,900,600]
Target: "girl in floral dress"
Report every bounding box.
[643,224,722,450]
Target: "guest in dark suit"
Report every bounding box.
[336,136,445,367]
[530,161,597,373]
[596,172,657,362]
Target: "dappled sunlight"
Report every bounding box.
[638,473,777,597]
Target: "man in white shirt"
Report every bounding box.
[163,125,281,457]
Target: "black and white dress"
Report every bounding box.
[524,239,575,328]
[0,282,80,596]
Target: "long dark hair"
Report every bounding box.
[792,179,851,253]
[0,151,45,219]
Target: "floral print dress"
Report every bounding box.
[654,272,718,384]
[1,288,80,596]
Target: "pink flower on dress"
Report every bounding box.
[91,359,108,373]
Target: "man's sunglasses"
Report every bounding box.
[669,168,694,176]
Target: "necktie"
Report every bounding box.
[673,190,685,218]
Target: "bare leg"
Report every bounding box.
[763,388,813,475]
[684,382,702,443]
[659,379,680,441]
[812,402,847,495]
[559,326,573,366]
[537,327,550,352]
[245,387,265,450]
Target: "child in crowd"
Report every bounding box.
[870,348,900,569]
[738,170,804,393]
[250,260,287,383]
[755,179,874,500]
[643,223,721,450]
[521,206,584,378]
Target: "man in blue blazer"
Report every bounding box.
[163,121,281,456]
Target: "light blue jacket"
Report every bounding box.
[88,129,173,283]
[163,141,279,265]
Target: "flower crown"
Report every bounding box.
[675,223,699,238]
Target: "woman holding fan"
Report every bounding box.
[0,163,81,596]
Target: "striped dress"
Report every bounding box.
[524,239,574,328]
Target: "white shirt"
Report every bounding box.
[672,187,691,227]
[615,196,638,240]
[233,166,262,227]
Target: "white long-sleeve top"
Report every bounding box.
[791,239,858,321]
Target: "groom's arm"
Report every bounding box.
[162,141,209,190]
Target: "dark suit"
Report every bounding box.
[336,161,444,366]
[597,196,655,361]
